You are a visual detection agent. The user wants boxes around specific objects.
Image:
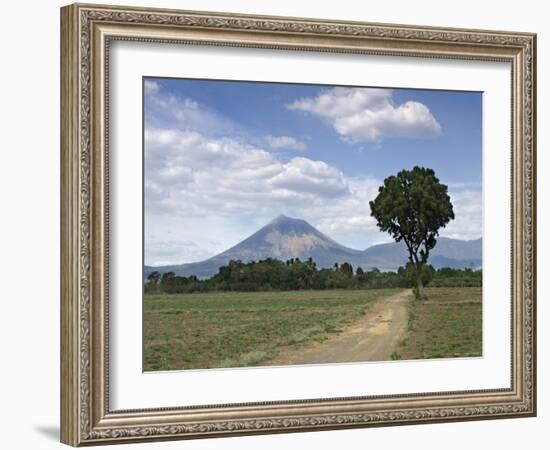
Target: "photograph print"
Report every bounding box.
[143,77,482,372]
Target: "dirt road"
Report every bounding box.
[267,289,412,366]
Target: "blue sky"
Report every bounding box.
[144,77,482,266]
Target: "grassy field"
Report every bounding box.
[144,289,399,371]
[394,287,482,360]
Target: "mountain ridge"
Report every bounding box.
[145,215,482,278]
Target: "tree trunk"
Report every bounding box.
[415,264,425,300]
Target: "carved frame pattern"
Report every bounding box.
[60,3,536,446]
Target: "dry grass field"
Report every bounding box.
[394,287,482,360]
[143,289,399,371]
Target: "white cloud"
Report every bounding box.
[145,128,350,219]
[270,157,348,198]
[312,178,482,249]
[287,87,441,143]
[441,189,482,241]
[145,238,214,267]
[144,127,371,263]
[143,83,478,265]
[309,177,390,248]
[264,135,307,151]
[145,83,239,136]
[144,79,160,94]
[144,125,481,263]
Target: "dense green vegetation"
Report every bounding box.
[394,287,482,360]
[427,267,482,287]
[145,257,481,294]
[144,289,399,371]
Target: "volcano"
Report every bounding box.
[145,215,482,278]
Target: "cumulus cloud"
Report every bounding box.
[310,177,391,248]
[145,128,350,220]
[287,87,441,143]
[144,126,360,263]
[314,182,482,249]
[270,158,348,198]
[144,124,481,262]
[144,82,240,136]
[143,82,478,265]
[264,135,307,151]
[442,189,482,241]
[144,79,160,94]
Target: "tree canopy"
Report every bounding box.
[369,166,454,298]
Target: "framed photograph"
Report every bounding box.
[60,3,536,446]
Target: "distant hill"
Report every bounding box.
[360,237,482,271]
[145,215,482,278]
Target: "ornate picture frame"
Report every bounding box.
[60,3,536,446]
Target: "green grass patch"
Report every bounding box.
[144,289,399,371]
[399,287,482,360]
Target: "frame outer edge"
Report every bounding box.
[61,2,537,445]
[61,4,81,447]
[528,33,536,416]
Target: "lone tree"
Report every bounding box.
[369,166,454,299]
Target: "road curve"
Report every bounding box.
[267,289,412,366]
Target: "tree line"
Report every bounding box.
[145,257,481,294]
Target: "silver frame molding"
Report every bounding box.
[60,3,536,446]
